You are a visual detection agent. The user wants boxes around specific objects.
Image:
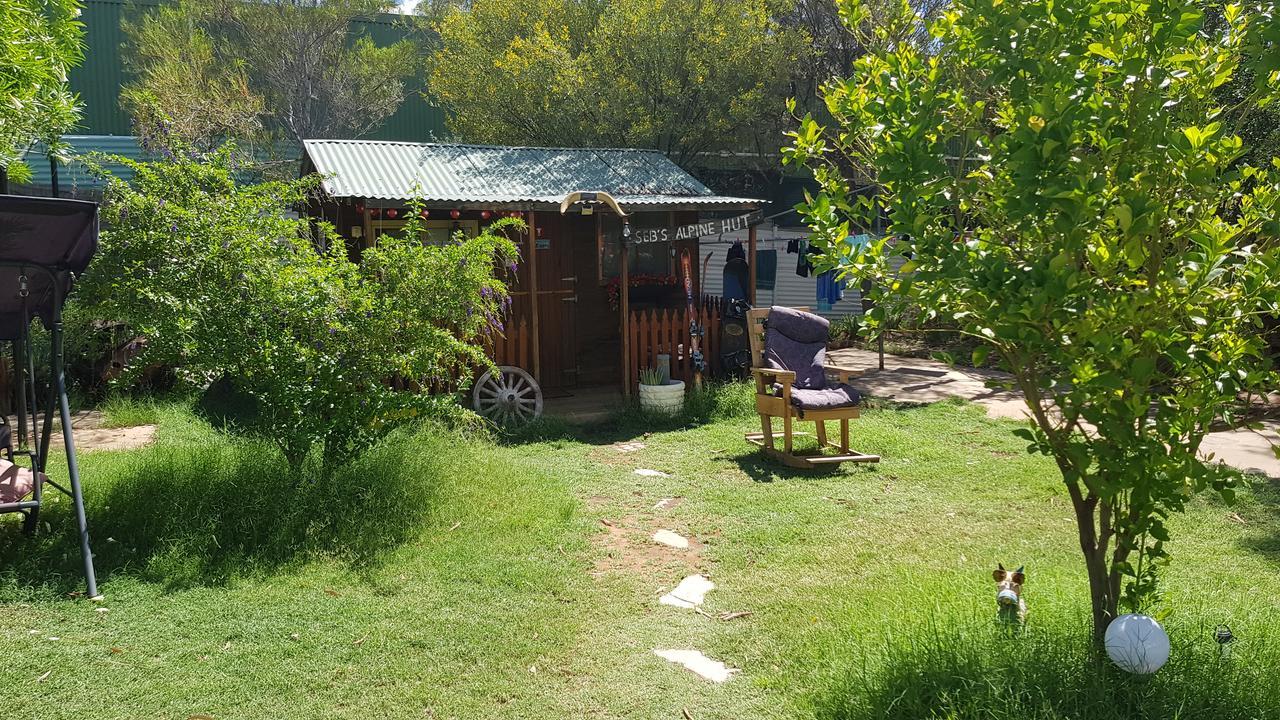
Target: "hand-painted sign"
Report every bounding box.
[630,210,764,244]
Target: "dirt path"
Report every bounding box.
[828,347,1280,478]
[6,410,156,454]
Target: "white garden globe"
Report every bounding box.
[1104,613,1171,674]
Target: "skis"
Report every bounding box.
[681,249,704,389]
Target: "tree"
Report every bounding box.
[81,147,520,466]
[123,0,420,151]
[786,0,1280,644]
[429,0,802,166]
[0,0,84,186]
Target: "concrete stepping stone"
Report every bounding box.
[614,442,646,453]
[653,497,679,510]
[653,649,740,683]
[659,574,714,609]
[634,468,669,478]
[652,529,689,549]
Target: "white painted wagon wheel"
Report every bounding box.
[472,365,543,425]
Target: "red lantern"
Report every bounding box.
[372,208,382,219]
[386,208,398,219]
[480,210,491,220]
[419,209,430,219]
[450,209,461,220]
[355,202,365,214]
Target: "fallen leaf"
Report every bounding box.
[683,709,695,720]
[448,521,461,532]
[222,641,232,651]
[353,636,366,646]
[110,647,122,654]
[719,611,754,621]
[188,715,215,720]
[1228,512,1247,525]
[288,633,299,641]
[36,670,52,683]
[599,519,615,527]
[323,589,339,597]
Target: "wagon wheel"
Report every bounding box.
[473,365,543,425]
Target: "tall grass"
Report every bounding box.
[814,612,1280,720]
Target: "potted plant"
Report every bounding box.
[638,367,684,415]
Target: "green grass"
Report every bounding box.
[1,388,1278,718]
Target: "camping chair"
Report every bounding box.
[745,306,879,469]
[0,195,101,599]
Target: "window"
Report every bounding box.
[371,219,480,246]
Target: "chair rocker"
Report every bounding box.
[745,306,879,469]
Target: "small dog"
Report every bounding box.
[993,564,1027,626]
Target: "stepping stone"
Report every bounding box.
[652,529,689,549]
[634,468,669,478]
[653,497,679,510]
[614,442,646,453]
[653,649,740,683]
[659,575,715,609]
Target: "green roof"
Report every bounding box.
[301,140,761,211]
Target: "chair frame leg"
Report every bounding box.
[760,414,774,450]
[783,410,793,454]
[815,420,828,448]
[840,418,850,453]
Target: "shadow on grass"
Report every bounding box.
[814,617,1280,720]
[499,380,760,448]
[1240,475,1280,563]
[0,426,447,596]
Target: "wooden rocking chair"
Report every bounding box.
[745,306,880,469]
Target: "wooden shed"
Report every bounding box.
[300,140,763,402]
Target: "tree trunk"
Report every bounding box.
[1067,482,1117,646]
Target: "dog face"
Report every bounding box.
[993,564,1025,608]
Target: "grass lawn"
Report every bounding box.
[1,387,1278,719]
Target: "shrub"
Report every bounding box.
[82,146,519,466]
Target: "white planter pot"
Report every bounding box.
[639,380,685,415]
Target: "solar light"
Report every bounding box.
[1215,624,1235,660]
[1105,614,1170,674]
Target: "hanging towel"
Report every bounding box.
[755,249,777,291]
[795,239,811,277]
[815,269,846,311]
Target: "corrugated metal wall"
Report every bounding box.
[69,0,448,141]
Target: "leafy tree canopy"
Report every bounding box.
[123,0,420,152]
[429,0,802,165]
[0,0,84,180]
[787,0,1280,642]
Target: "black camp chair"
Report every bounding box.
[0,195,100,599]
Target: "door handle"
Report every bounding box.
[561,296,578,303]
[560,276,577,283]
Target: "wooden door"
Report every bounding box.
[531,213,578,389]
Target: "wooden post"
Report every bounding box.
[747,223,758,306]
[527,211,541,383]
[620,225,631,397]
[362,204,374,250]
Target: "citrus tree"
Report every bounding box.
[786,0,1280,643]
[81,147,519,466]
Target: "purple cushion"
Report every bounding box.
[789,384,862,414]
[763,307,831,389]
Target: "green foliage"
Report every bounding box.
[0,0,84,173]
[429,0,802,165]
[786,0,1280,639]
[122,0,419,151]
[79,147,520,466]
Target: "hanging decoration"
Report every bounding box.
[419,209,430,219]
[386,208,399,219]
[355,202,365,214]
[450,210,461,219]
[480,210,492,220]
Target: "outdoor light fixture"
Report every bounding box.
[1215,624,1236,660]
[481,210,492,220]
[386,208,398,219]
[355,202,365,214]
[1105,614,1171,674]
[450,209,461,219]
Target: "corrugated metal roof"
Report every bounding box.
[302,140,761,210]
